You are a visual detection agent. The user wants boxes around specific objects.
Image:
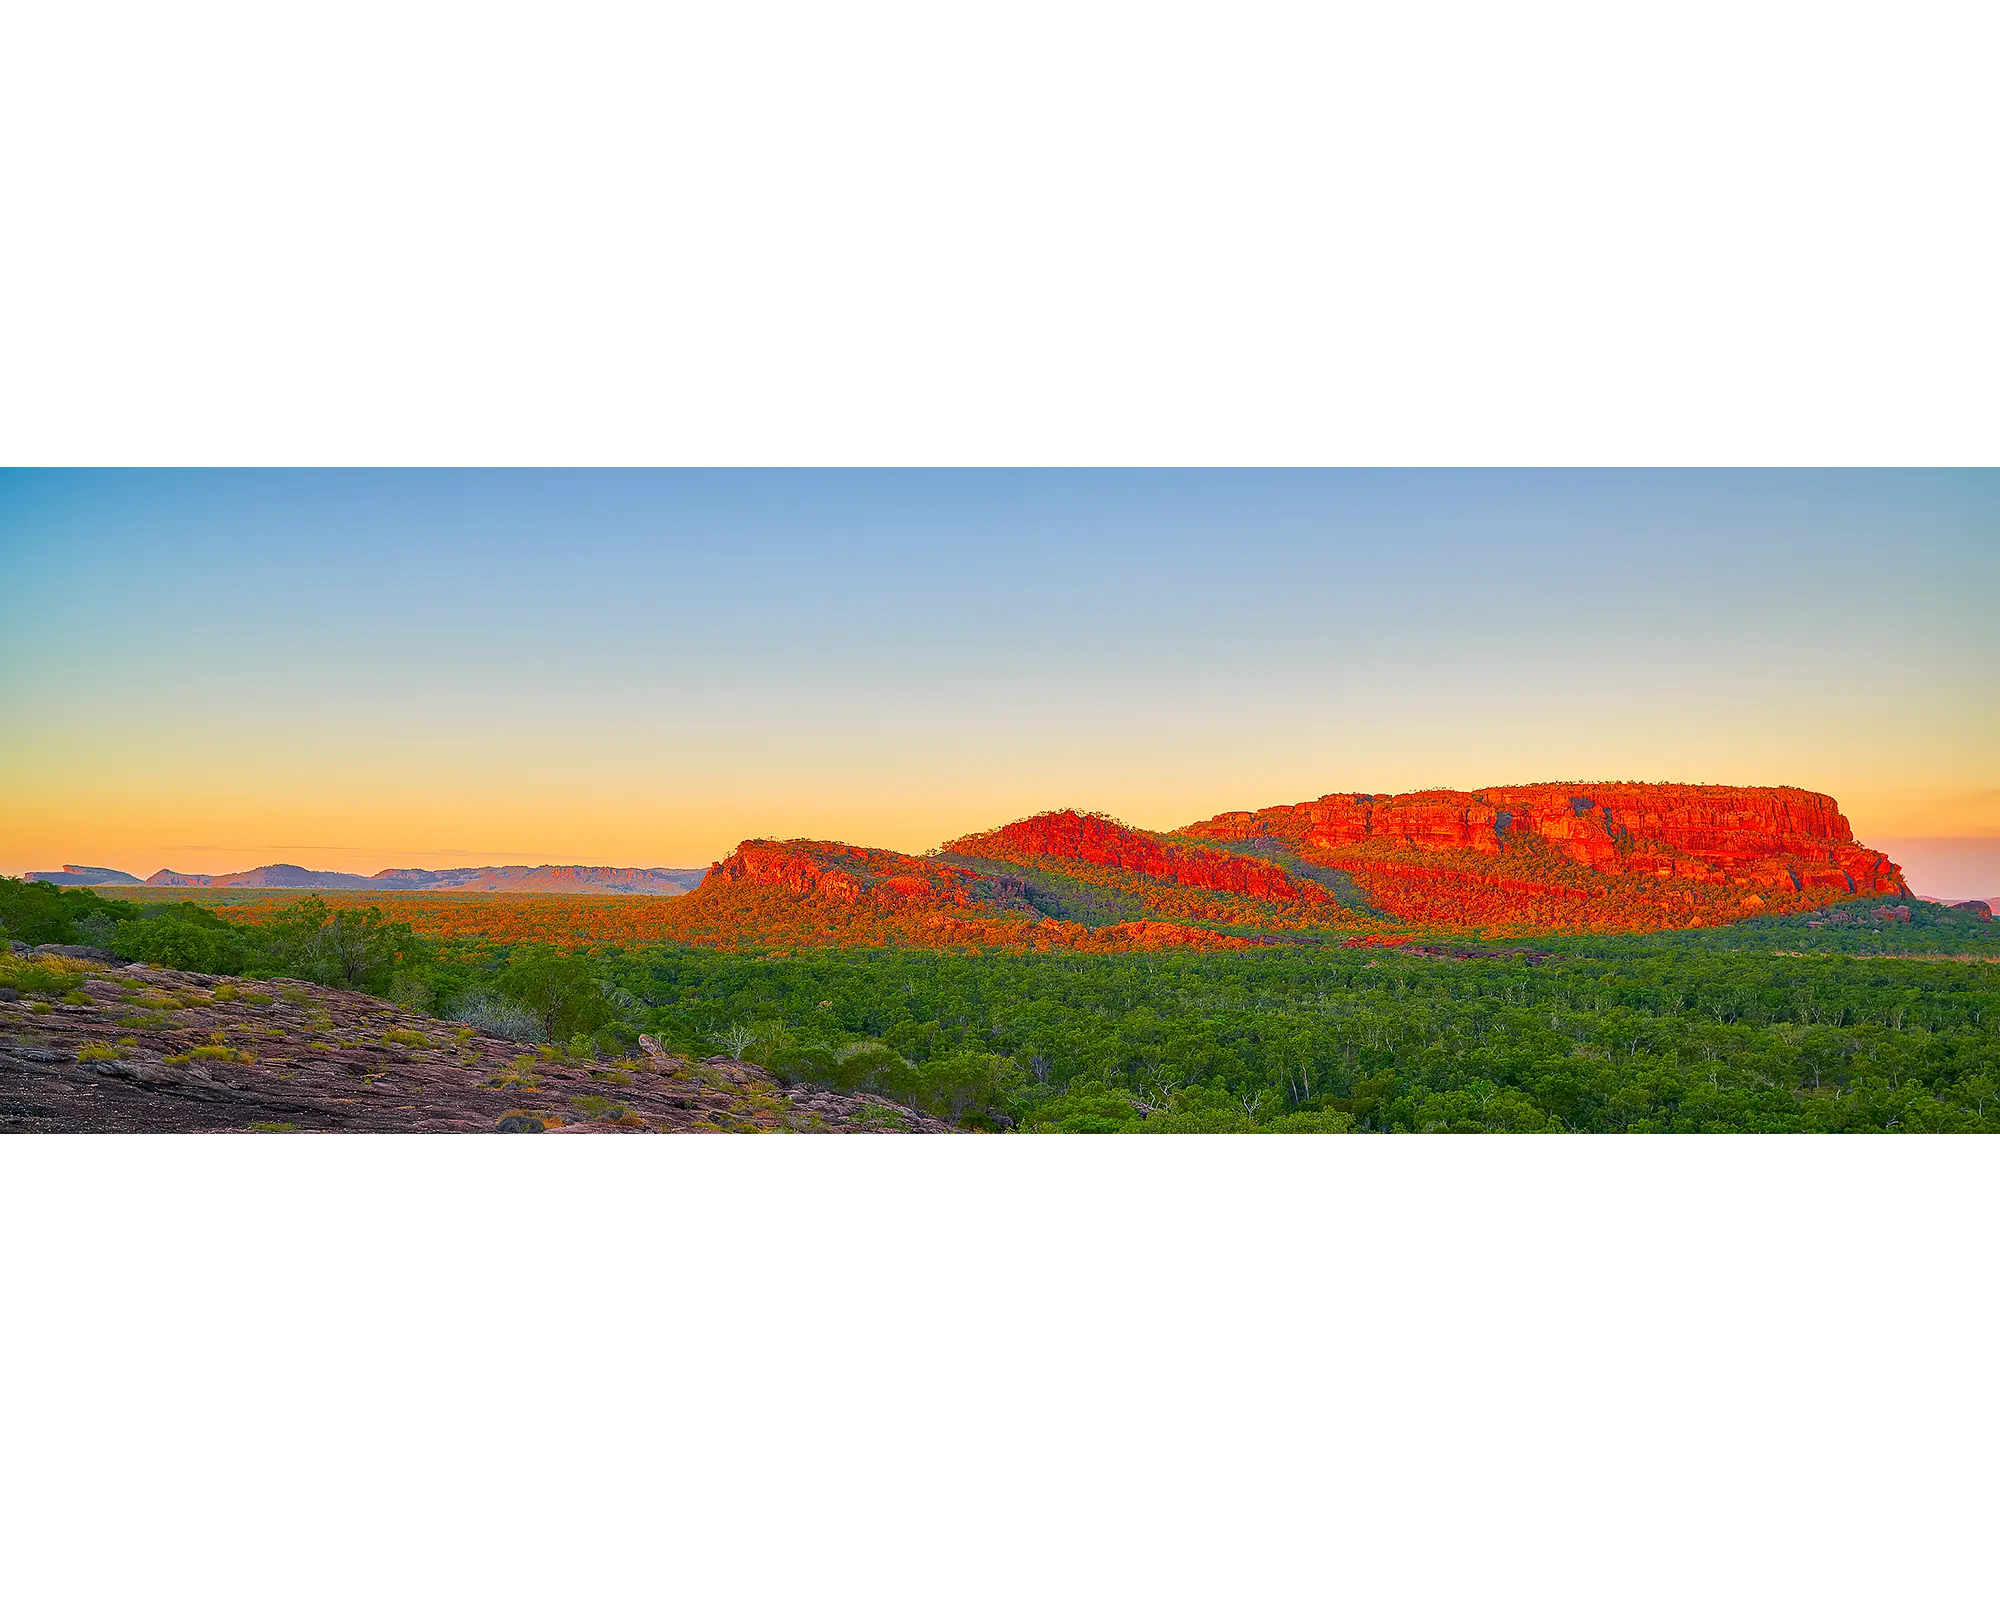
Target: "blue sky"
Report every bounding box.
[3,470,1993,890]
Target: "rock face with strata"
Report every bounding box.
[946,811,1337,903]
[1185,783,1903,892]
[703,841,1001,909]
[666,786,1908,944]
[1179,782,1906,933]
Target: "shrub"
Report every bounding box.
[387,969,436,1011]
[0,952,93,996]
[0,879,138,945]
[261,896,415,992]
[897,1050,1024,1124]
[447,988,543,1043]
[382,1028,431,1049]
[110,911,245,975]
[763,1043,837,1087]
[591,1019,641,1056]
[212,983,272,1006]
[78,1042,125,1062]
[486,1058,543,1091]
[72,911,123,949]
[825,1041,905,1094]
[167,1044,252,1065]
[497,946,611,1044]
[1259,1109,1357,1134]
[762,1038,1022,1126]
[569,1093,631,1123]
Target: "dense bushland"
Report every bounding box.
[607,927,2000,1133]
[8,877,1996,1132]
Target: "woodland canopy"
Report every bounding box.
[5,878,1994,1133]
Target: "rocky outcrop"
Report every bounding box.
[0,953,962,1134]
[697,840,1030,914]
[673,833,1304,951]
[945,811,1336,904]
[670,786,1907,945]
[1183,783,1907,901]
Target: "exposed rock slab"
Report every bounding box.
[0,956,961,1135]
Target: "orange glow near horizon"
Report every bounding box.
[4,470,1994,889]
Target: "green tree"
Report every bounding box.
[499,945,611,1044]
[260,896,415,991]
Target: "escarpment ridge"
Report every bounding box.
[666,783,1908,948]
[44,784,1911,951]
[1183,783,1902,894]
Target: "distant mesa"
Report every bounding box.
[133,864,705,894]
[25,865,145,886]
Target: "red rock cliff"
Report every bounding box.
[945,810,1334,903]
[699,840,1021,911]
[1183,783,1905,897]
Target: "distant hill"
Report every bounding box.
[137,863,704,894]
[366,865,705,895]
[146,864,380,890]
[1918,895,1997,918]
[25,866,144,887]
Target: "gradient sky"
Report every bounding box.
[3,471,1994,893]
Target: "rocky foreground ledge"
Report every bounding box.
[0,949,959,1135]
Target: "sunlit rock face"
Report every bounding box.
[1178,783,1905,933]
[945,811,1336,903]
[676,785,1906,946]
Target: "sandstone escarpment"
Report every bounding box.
[655,785,1909,949]
[698,840,1034,915]
[1183,783,1905,907]
[945,811,1335,903]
